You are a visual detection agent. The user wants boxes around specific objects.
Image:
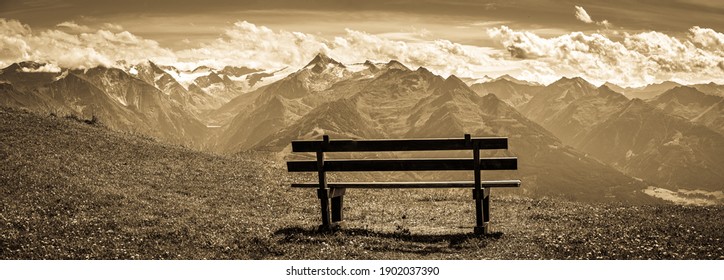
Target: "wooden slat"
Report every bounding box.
[287,157,517,172]
[291,180,521,189]
[291,137,508,152]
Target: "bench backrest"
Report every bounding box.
[287,134,517,173]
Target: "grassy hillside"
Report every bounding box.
[1,107,722,259]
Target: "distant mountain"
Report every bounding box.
[623,81,681,100]
[219,66,261,77]
[130,61,216,116]
[648,86,724,135]
[691,82,724,97]
[122,61,251,116]
[523,77,598,111]
[193,72,243,100]
[572,99,724,191]
[0,63,208,146]
[257,64,444,149]
[214,53,356,152]
[258,97,384,146]
[525,82,629,143]
[469,75,544,107]
[603,82,626,94]
[381,60,410,71]
[141,63,259,99]
[60,67,208,144]
[0,60,256,128]
[460,75,493,86]
[358,60,381,73]
[0,62,62,92]
[493,74,542,86]
[304,53,346,71]
[0,82,49,109]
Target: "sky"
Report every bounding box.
[1,0,723,87]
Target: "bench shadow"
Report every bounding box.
[273,226,504,253]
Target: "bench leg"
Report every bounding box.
[473,188,490,235]
[331,196,343,222]
[483,188,490,224]
[482,188,490,234]
[331,188,346,223]
[317,189,331,230]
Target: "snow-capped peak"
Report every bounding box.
[304,53,345,71]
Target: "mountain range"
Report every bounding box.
[0,61,283,147]
[1,55,722,203]
[648,86,724,135]
[517,77,724,192]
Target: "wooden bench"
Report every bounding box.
[286,134,520,235]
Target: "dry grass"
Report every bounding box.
[1,107,722,259]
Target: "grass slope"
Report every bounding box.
[1,107,722,259]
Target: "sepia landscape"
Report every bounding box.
[1,1,723,260]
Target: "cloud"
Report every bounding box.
[56,21,94,33]
[688,26,724,54]
[0,19,31,36]
[21,64,62,73]
[3,18,722,87]
[575,6,593,24]
[488,25,724,86]
[101,23,124,32]
[0,18,176,69]
[599,20,611,28]
[575,6,612,28]
[0,19,32,64]
[175,21,328,70]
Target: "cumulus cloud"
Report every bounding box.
[0,19,31,36]
[689,26,724,54]
[0,18,176,69]
[488,25,724,86]
[0,19,33,64]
